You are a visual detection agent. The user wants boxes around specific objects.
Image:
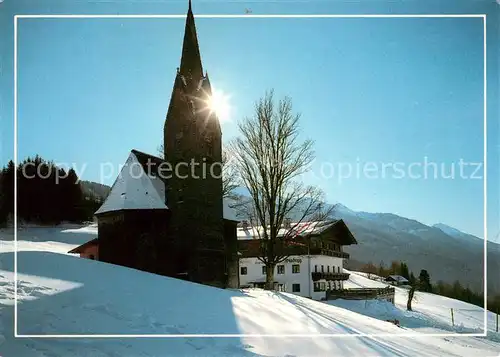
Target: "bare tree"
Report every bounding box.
[221,149,240,199]
[230,90,334,290]
[407,281,420,311]
[407,285,416,311]
[157,144,239,199]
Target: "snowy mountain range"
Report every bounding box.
[330,203,499,295]
[83,182,499,295]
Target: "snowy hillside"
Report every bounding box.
[1,226,499,356]
[341,271,498,336]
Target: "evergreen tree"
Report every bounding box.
[409,272,416,285]
[0,160,15,224]
[418,269,432,292]
[399,262,410,280]
[0,156,97,225]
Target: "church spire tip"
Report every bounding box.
[179,0,203,80]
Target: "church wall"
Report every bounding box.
[164,93,227,288]
[97,209,172,276]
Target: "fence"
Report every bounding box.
[326,287,395,304]
[449,307,499,332]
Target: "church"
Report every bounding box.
[70,1,240,289]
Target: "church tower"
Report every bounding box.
[163,0,226,287]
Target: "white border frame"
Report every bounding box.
[13,13,488,339]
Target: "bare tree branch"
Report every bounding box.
[229,89,335,290]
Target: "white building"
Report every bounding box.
[237,219,358,300]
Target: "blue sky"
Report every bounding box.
[0,0,498,242]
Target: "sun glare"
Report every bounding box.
[208,88,232,122]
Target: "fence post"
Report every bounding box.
[450,308,454,327]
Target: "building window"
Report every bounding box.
[321,265,324,273]
[338,266,341,273]
[277,265,285,274]
[327,266,330,273]
[292,264,300,274]
[262,266,267,275]
[240,267,247,275]
[314,265,318,273]
[292,283,301,292]
[277,283,285,292]
[313,282,321,292]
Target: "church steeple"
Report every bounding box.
[179,0,203,80]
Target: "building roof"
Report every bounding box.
[237,219,357,245]
[68,238,99,254]
[94,150,239,221]
[385,275,409,283]
[95,151,168,215]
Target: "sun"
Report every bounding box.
[207,88,232,122]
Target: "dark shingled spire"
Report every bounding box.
[179,0,203,81]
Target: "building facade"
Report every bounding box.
[237,219,357,300]
[239,255,350,300]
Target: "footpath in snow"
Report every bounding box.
[0,225,499,356]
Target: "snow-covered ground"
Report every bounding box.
[0,225,499,356]
[339,271,499,336]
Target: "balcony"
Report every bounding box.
[311,272,350,281]
[326,287,395,303]
[309,248,350,259]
